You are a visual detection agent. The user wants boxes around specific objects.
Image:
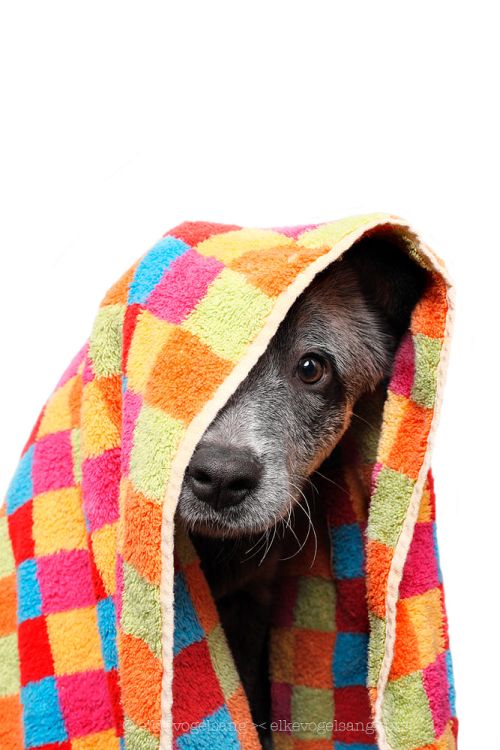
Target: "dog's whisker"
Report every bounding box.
[351,410,378,432]
[294,493,318,569]
[314,469,349,495]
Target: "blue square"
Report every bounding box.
[433,522,443,584]
[128,237,189,304]
[174,572,204,656]
[6,445,34,515]
[333,632,368,687]
[17,558,42,622]
[332,524,364,579]
[445,649,456,715]
[21,676,67,747]
[97,596,118,670]
[177,705,240,750]
[336,744,377,750]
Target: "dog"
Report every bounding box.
[176,234,426,747]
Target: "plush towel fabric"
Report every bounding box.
[0,214,457,750]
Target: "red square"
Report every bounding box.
[273,578,298,628]
[336,578,369,633]
[8,501,34,565]
[18,617,54,686]
[106,668,124,737]
[57,670,114,737]
[168,221,241,247]
[334,686,376,744]
[173,640,225,735]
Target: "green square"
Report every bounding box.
[89,303,125,378]
[0,634,20,696]
[368,468,415,547]
[291,686,333,740]
[207,624,240,699]
[411,334,441,409]
[124,717,159,750]
[383,672,435,750]
[367,612,386,687]
[0,516,15,578]
[130,404,184,502]
[121,562,161,657]
[294,577,335,631]
[183,268,274,363]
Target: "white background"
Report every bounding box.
[1,2,498,746]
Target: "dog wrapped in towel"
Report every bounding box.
[0,214,457,750]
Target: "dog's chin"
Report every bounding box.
[176,486,291,539]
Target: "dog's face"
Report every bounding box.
[177,237,426,537]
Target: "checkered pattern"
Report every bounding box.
[0,215,457,750]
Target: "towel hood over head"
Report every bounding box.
[0,214,457,750]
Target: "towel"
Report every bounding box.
[0,214,457,750]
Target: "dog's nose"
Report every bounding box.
[187,445,262,509]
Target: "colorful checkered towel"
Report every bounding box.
[0,214,457,750]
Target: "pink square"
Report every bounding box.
[399,522,440,598]
[272,223,319,238]
[389,333,415,398]
[38,549,95,613]
[122,390,142,477]
[82,448,121,531]
[271,683,292,728]
[146,248,223,323]
[56,344,87,389]
[33,431,75,495]
[423,652,451,737]
[57,669,114,737]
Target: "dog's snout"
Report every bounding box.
[187,445,262,510]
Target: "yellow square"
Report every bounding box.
[183,268,273,362]
[37,377,76,438]
[33,488,87,556]
[377,391,408,465]
[196,227,291,264]
[298,214,387,249]
[81,380,121,459]
[47,606,103,674]
[400,588,445,669]
[71,729,120,749]
[126,310,172,395]
[91,522,117,596]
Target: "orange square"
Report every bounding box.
[417,485,433,522]
[0,694,23,750]
[411,274,448,339]
[366,539,392,619]
[230,243,323,296]
[72,729,121,750]
[387,400,433,480]
[270,627,295,684]
[0,574,17,636]
[390,600,421,678]
[145,328,232,422]
[122,483,162,584]
[184,560,219,635]
[399,588,445,670]
[293,629,334,688]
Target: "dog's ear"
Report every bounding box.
[344,234,428,339]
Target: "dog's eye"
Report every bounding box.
[297,355,326,384]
